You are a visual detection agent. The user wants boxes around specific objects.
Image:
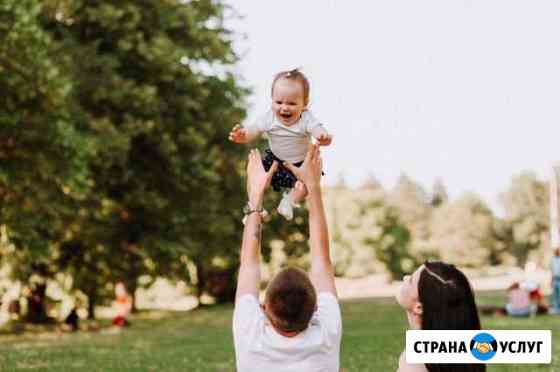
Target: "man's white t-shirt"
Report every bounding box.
[233,292,342,372]
[247,109,324,163]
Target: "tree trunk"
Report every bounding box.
[125,278,138,314]
[195,260,206,300]
[88,295,96,320]
[84,285,97,320]
[208,267,236,303]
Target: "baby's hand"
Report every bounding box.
[317,133,333,146]
[229,124,248,144]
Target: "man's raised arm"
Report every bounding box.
[235,150,277,300]
[285,145,337,296]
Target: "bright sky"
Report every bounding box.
[227,0,560,213]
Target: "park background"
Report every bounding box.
[0,0,558,371]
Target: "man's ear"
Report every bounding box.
[412,301,423,316]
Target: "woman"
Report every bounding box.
[505,282,533,317]
[396,261,485,372]
[112,282,132,327]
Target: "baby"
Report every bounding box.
[229,69,332,220]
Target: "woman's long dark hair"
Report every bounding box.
[418,261,485,372]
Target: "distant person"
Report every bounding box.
[26,283,55,324]
[478,281,547,317]
[527,285,548,315]
[8,299,20,320]
[396,261,485,372]
[521,260,539,296]
[229,69,332,220]
[112,282,132,327]
[63,306,80,332]
[233,145,342,372]
[551,247,560,314]
[504,282,533,317]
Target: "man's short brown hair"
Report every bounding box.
[265,267,317,333]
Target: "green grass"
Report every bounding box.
[0,293,558,371]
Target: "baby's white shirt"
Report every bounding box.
[247,109,324,163]
[233,292,342,372]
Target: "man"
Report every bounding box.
[551,247,560,314]
[233,145,341,371]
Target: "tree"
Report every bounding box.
[0,0,94,320]
[431,178,449,207]
[0,0,89,247]
[361,172,382,190]
[323,184,387,278]
[389,174,431,239]
[498,172,549,266]
[48,0,249,308]
[430,193,498,267]
[388,173,433,263]
[2,0,251,316]
[324,185,353,277]
[361,193,414,280]
[261,191,310,281]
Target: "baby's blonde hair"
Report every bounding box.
[271,68,310,106]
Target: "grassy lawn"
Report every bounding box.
[0,293,557,371]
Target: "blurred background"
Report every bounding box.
[0,0,558,335]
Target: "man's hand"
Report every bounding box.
[229,124,249,144]
[246,149,277,206]
[284,144,322,190]
[317,133,333,146]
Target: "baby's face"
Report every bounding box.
[271,78,306,126]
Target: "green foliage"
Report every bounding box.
[264,191,310,270]
[49,0,249,305]
[498,172,549,266]
[389,174,431,240]
[361,195,415,280]
[388,174,436,264]
[325,170,552,277]
[430,193,498,267]
[324,185,387,278]
[1,0,250,312]
[0,0,92,270]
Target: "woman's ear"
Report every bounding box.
[412,301,423,316]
